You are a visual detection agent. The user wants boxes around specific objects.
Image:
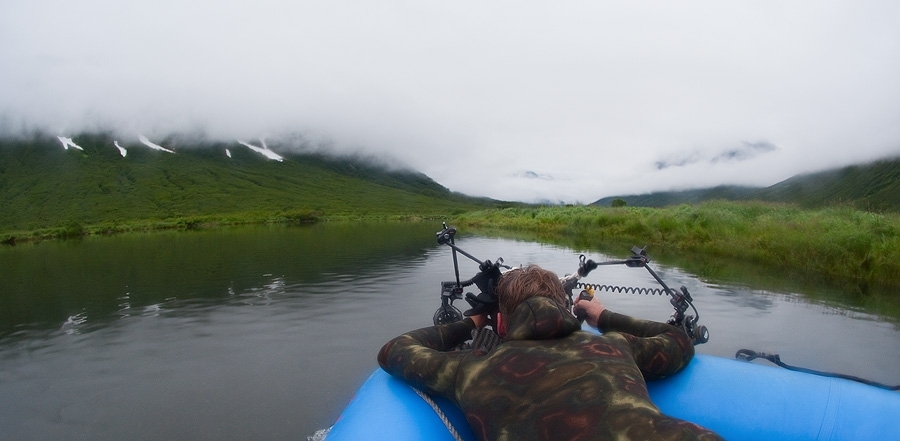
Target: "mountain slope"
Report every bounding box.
[594,157,900,211]
[593,185,762,208]
[760,158,900,211]
[0,133,495,234]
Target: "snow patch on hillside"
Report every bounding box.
[138,135,175,153]
[114,141,128,157]
[238,140,283,162]
[57,136,83,151]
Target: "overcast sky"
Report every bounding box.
[2,1,899,203]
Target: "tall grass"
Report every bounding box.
[453,201,900,288]
[0,208,461,244]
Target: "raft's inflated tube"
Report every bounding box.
[326,354,900,441]
[326,369,476,441]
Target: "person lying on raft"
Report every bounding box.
[378,264,724,441]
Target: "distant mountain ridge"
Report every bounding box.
[593,156,900,211]
[0,132,497,234]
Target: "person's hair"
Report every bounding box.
[496,265,566,315]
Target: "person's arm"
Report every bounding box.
[597,310,694,380]
[377,318,476,397]
[575,293,693,378]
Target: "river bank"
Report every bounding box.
[5,200,900,292]
[0,211,448,245]
[453,201,900,289]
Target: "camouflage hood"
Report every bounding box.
[503,296,582,341]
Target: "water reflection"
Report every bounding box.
[0,222,439,341]
[60,311,88,335]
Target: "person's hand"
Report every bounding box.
[574,295,606,328]
[469,313,488,329]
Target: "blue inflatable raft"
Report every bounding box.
[325,230,900,440]
[325,353,900,441]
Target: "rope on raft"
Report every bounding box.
[736,349,900,391]
[411,388,465,441]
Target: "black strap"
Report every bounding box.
[735,349,900,391]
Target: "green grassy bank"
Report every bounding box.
[0,210,448,244]
[7,200,900,292]
[452,201,900,289]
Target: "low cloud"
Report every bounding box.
[514,171,555,181]
[711,141,778,164]
[656,141,778,170]
[2,1,899,203]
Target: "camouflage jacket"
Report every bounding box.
[378,296,724,441]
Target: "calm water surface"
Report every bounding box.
[1,223,898,440]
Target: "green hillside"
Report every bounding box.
[594,185,761,208]
[760,158,900,210]
[594,156,900,211]
[0,132,497,240]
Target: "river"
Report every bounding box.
[1,222,898,440]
